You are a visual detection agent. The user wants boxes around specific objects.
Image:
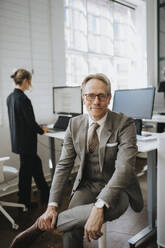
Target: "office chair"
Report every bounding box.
[0,157,27,229]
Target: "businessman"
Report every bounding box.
[10,73,143,248]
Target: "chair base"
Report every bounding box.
[0,201,27,229]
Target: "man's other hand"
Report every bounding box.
[41,126,48,133]
[38,206,58,231]
[84,206,104,242]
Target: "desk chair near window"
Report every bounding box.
[0,157,27,230]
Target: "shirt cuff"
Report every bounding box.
[48,202,59,207]
[96,199,110,208]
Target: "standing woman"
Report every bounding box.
[7,69,49,209]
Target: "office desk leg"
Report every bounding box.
[128,149,157,247]
[49,137,56,179]
[147,150,157,228]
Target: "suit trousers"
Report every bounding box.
[19,153,49,206]
[56,185,129,248]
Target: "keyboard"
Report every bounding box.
[136,134,157,142]
[47,128,65,133]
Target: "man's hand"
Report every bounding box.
[37,206,58,231]
[41,126,48,133]
[84,206,104,242]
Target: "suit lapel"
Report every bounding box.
[99,110,113,172]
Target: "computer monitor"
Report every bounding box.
[53,86,83,116]
[112,87,155,135]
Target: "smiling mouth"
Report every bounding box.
[91,108,102,110]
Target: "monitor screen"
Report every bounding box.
[112,87,155,119]
[53,86,83,115]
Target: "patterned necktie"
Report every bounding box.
[88,122,100,153]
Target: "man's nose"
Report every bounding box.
[93,95,100,104]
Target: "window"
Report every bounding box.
[64,0,147,91]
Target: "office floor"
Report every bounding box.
[0,157,158,248]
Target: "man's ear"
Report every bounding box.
[82,95,85,104]
[107,95,112,105]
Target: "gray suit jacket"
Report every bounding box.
[49,110,144,212]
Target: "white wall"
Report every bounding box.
[0,0,66,180]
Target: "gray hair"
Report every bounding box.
[81,73,111,96]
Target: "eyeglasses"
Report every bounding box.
[84,94,108,102]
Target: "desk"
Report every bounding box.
[144,114,165,133]
[45,131,158,248]
[144,114,165,123]
[46,131,65,178]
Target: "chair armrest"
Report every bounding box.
[0,157,10,162]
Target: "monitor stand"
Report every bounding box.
[134,119,142,135]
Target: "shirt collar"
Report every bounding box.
[88,112,108,127]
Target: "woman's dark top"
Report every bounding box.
[7,88,44,154]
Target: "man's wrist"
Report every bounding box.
[47,205,57,212]
[95,199,105,209]
[48,202,58,207]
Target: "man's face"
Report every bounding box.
[83,78,111,121]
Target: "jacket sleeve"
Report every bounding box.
[17,96,44,135]
[48,119,77,205]
[97,117,138,207]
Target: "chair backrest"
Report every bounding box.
[0,157,10,183]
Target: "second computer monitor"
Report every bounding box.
[112,87,155,119]
[112,87,155,135]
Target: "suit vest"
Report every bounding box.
[83,144,106,194]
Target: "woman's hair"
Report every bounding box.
[11,69,32,85]
[81,73,111,96]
